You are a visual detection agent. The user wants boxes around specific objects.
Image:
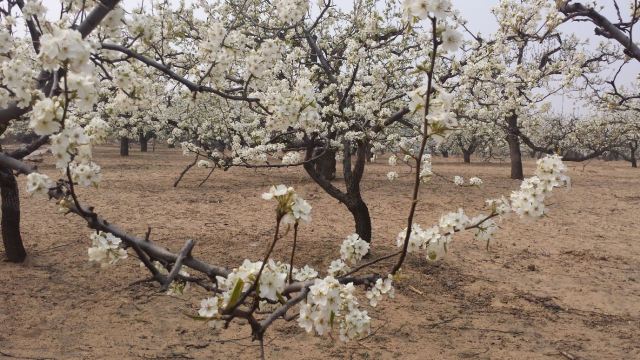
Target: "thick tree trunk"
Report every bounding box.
[314,148,336,181]
[346,196,372,243]
[632,156,637,168]
[0,168,26,262]
[463,150,471,163]
[303,141,372,244]
[631,142,638,168]
[506,114,524,180]
[139,133,148,152]
[120,137,129,156]
[441,149,449,158]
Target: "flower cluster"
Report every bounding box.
[87,231,128,266]
[198,297,225,330]
[198,259,316,327]
[38,26,92,72]
[469,177,483,186]
[29,97,63,135]
[197,160,213,169]
[450,176,484,187]
[0,57,37,108]
[365,275,395,307]
[535,154,570,188]
[262,185,312,224]
[396,223,450,261]
[281,151,302,165]
[404,0,452,20]
[22,0,47,18]
[419,154,433,182]
[396,154,570,262]
[25,173,55,196]
[298,276,371,341]
[339,234,370,266]
[469,216,498,245]
[273,0,309,24]
[510,155,569,218]
[438,208,470,233]
[259,76,321,132]
[440,27,463,53]
[69,162,102,187]
[293,265,319,281]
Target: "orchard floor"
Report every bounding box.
[1,145,639,360]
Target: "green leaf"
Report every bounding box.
[227,278,245,308]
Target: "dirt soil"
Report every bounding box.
[1,145,639,360]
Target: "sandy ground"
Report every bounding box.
[1,145,639,360]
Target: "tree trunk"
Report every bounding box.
[139,132,148,152]
[0,168,26,262]
[314,148,336,181]
[120,137,129,156]
[365,144,373,163]
[506,114,524,180]
[631,142,638,168]
[346,196,372,243]
[303,141,372,245]
[441,149,449,158]
[463,150,471,163]
[632,156,637,168]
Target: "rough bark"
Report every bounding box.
[506,114,524,180]
[302,141,372,244]
[0,168,26,262]
[139,133,148,152]
[313,148,336,181]
[120,137,129,156]
[346,196,372,243]
[558,1,640,62]
[463,150,471,163]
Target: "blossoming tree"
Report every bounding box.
[455,0,598,179]
[1,0,575,358]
